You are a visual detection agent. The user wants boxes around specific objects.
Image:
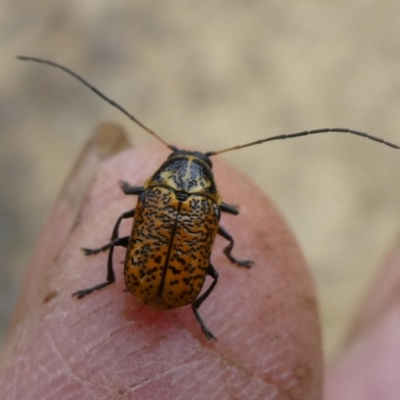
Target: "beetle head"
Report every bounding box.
[167,149,213,168]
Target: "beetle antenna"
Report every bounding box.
[205,127,400,156]
[17,56,176,150]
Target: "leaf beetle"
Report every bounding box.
[17,56,400,340]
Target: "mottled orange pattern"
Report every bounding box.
[124,186,219,310]
[162,195,219,307]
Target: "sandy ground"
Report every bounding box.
[1,1,400,359]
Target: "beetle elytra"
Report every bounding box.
[18,56,400,340]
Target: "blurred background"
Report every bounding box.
[1,1,400,360]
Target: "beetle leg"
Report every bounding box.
[220,202,239,215]
[74,208,135,298]
[192,264,219,341]
[82,208,135,255]
[218,225,253,268]
[72,236,129,299]
[119,181,144,195]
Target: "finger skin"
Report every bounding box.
[0,130,322,399]
[324,245,400,400]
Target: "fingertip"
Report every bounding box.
[0,130,322,399]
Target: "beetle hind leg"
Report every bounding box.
[191,264,219,341]
[192,310,216,342]
[218,226,253,268]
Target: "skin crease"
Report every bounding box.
[0,125,323,399]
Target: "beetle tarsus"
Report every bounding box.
[231,258,254,269]
[190,264,219,340]
[192,305,217,341]
[192,303,216,341]
[72,281,114,299]
[82,244,111,255]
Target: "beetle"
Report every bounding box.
[17,56,400,340]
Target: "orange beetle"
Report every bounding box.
[18,56,400,340]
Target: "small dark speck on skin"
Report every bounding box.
[43,290,59,303]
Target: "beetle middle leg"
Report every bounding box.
[73,235,129,298]
[82,209,135,255]
[218,225,253,268]
[73,208,134,299]
[192,264,219,341]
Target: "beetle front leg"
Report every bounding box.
[220,202,239,215]
[218,225,253,268]
[73,236,129,298]
[119,181,144,195]
[82,208,135,255]
[192,264,219,341]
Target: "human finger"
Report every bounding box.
[0,123,322,399]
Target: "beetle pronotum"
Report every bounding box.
[18,56,400,340]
